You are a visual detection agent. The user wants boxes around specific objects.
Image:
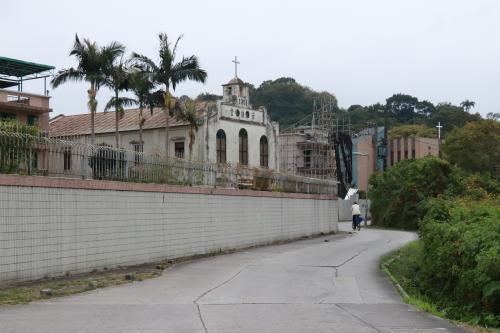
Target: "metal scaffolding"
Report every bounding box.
[279,97,352,197]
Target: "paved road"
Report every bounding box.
[0,223,468,333]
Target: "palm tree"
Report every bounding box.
[132,33,207,156]
[128,70,156,146]
[177,100,204,160]
[52,34,124,144]
[460,100,475,113]
[103,58,135,148]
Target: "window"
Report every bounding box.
[239,129,248,165]
[260,136,268,168]
[216,129,226,164]
[304,150,311,168]
[235,109,240,117]
[245,111,250,119]
[175,142,185,159]
[27,115,38,126]
[0,113,15,120]
[404,150,408,159]
[63,148,72,171]
[390,151,394,166]
[133,142,143,164]
[397,151,401,162]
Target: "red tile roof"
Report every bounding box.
[49,101,214,137]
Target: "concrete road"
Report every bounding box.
[0,223,468,333]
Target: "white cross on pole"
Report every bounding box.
[436,121,443,139]
[232,56,240,78]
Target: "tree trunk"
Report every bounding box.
[139,106,144,147]
[115,90,119,148]
[189,128,194,161]
[164,108,170,157]
[89,83,96,145]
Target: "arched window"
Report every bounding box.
[216,129,226,164]
[239,128,248,166]
[260,136,269,168]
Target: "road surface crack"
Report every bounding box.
[193,266,248,333]
[307,247,367,270]
[335,304,386,333]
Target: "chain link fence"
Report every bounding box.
[0,130,337,195]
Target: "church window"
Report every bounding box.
[260,136,268,168]
[245,111,250,118]
[216,129,226,164]
[239,128,248,166]
[235,109,240,117]
[63,147,72,171]
[175,142,185,159]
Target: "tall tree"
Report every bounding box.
[51,34,124,144]
[103,58,135,148]
[128,70,156,146]
[132,33,207,156]
[176,100,204,160]
[443,120,500,176]
[460,100,475,113]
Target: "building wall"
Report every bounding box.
[387,136,439,167]
[0,174,337,286]
[353,137,375,193]
[204,103,279,170]
[0,89,51,132]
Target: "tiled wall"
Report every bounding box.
[0,177,337,285]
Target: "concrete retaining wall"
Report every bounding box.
[0,175,337,286]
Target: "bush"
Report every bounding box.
[443,120,500,177]
[369,156,453,229]
[417,199,500,326]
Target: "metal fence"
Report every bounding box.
[0,130,337,195]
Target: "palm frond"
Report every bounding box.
[101,41,125,63]
[171,55,207,90]
[51,68,85,88]
[104,96,137,112]
[172,34,184,60]
[130,53,158,73]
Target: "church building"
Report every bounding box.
[50,72,280,171]
[199,76,279,169]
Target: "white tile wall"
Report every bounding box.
[0,185,337,285]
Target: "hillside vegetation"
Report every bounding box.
[247,77,483,136]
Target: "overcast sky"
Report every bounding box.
[3,0,499,118]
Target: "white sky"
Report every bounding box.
[3,0,499,117]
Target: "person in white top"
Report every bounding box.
[351,202,361,229]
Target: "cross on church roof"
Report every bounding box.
[232,56,240,78]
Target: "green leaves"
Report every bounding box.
[369,156,452,230]
[443,120,500,176]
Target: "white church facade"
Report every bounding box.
[50,76,280,171]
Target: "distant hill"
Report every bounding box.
[249,77,338,127]
[199,79,483,136]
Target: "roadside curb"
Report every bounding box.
[380,254,410,301]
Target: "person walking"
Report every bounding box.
[352,201,361,230]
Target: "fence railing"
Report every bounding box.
[0,130,337,196]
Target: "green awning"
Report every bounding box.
[0,56,54,78]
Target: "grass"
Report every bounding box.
[381,241,500,333]
[0,269,162,305]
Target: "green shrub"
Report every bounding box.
[417,199,500,326]
[369,156,453,229]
